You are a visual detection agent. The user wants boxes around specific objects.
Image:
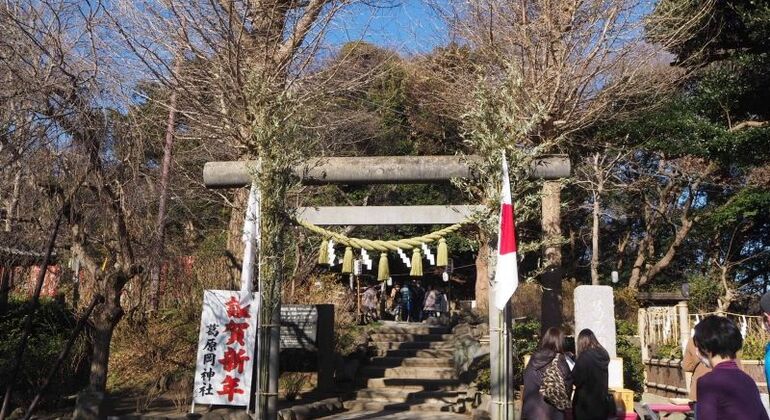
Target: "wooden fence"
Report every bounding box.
[641,307,770,398]
[644,358,768,397]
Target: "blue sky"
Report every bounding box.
[325,1,449,55]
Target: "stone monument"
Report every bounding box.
[574,285,623,389]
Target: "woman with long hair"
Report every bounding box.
[572,329,611,420]
[522,327,573,419]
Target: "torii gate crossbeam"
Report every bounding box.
[203,155,570,188]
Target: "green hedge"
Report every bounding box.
[616,320,645,400]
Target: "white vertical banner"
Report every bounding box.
[193,290,259,406]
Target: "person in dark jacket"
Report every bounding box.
[522,327,574,420]
[399,283,412,322]
[693,315,769,420]
[572,329,610,420]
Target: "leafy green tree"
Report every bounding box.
[572,0,770,306]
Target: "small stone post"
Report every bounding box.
[677,301,690,355]
[638,308,649,394]
[638,308,649,362]
[677,301,691,394]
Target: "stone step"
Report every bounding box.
[364,377,462,390]
[369,325,451,335]
[370,341,454,350]
[355,388,466,404]
[343,400,464,413]
[361,366,457,379]
[369,356,454,368]
[369,333,454,342]
[376,349,455,358]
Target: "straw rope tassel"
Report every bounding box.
[318,239,329,265]
[377,253,390,281]
[410,248,423,277]
[342,246,354,274]
[437,238,448,267]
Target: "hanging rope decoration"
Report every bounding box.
[437,238,448,267]
[318,239,329,265]
[341,246,354,274]
[296,218,465,278]
[410,248,423,277]
[377,252,390,281]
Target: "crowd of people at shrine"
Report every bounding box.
[360,280,450,323]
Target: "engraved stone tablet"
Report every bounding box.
[574,285,617,357]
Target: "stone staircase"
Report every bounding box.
[344,322,469,414]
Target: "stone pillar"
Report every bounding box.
[638,308,649,362]
[541,181,562,267]
[638,308,649,394]
[677,301,690,355]
[541,181,563,332]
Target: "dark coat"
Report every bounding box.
[572,347,610,420]
[522,349,574,420]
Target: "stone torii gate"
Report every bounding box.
[203,154,570,420]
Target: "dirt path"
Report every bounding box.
[320,410,469,420]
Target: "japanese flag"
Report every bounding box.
[493,153,519,310]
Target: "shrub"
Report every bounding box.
[651,342,682,360]
[0,298,90,410]
[476,366,491,393]
[108,304,199,401]
[512,318,540,386]
[616,320,644,401]
[742,331,767,360]
[280,372,310,401]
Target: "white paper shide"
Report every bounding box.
[193,290,258,406]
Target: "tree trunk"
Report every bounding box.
[73,273,127,418]
[88,279,125,393]
[0,266,9,315]
[88,315,116,393]
[627,239,648,290]
[475,230,490,313]
[717,264,735,312]
[148,84,178,312]
[638,218,695,287]
[4,168,22,232]
[616,231,630,271]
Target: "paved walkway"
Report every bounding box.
[321,410,470,420]
[639,393,688,420]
